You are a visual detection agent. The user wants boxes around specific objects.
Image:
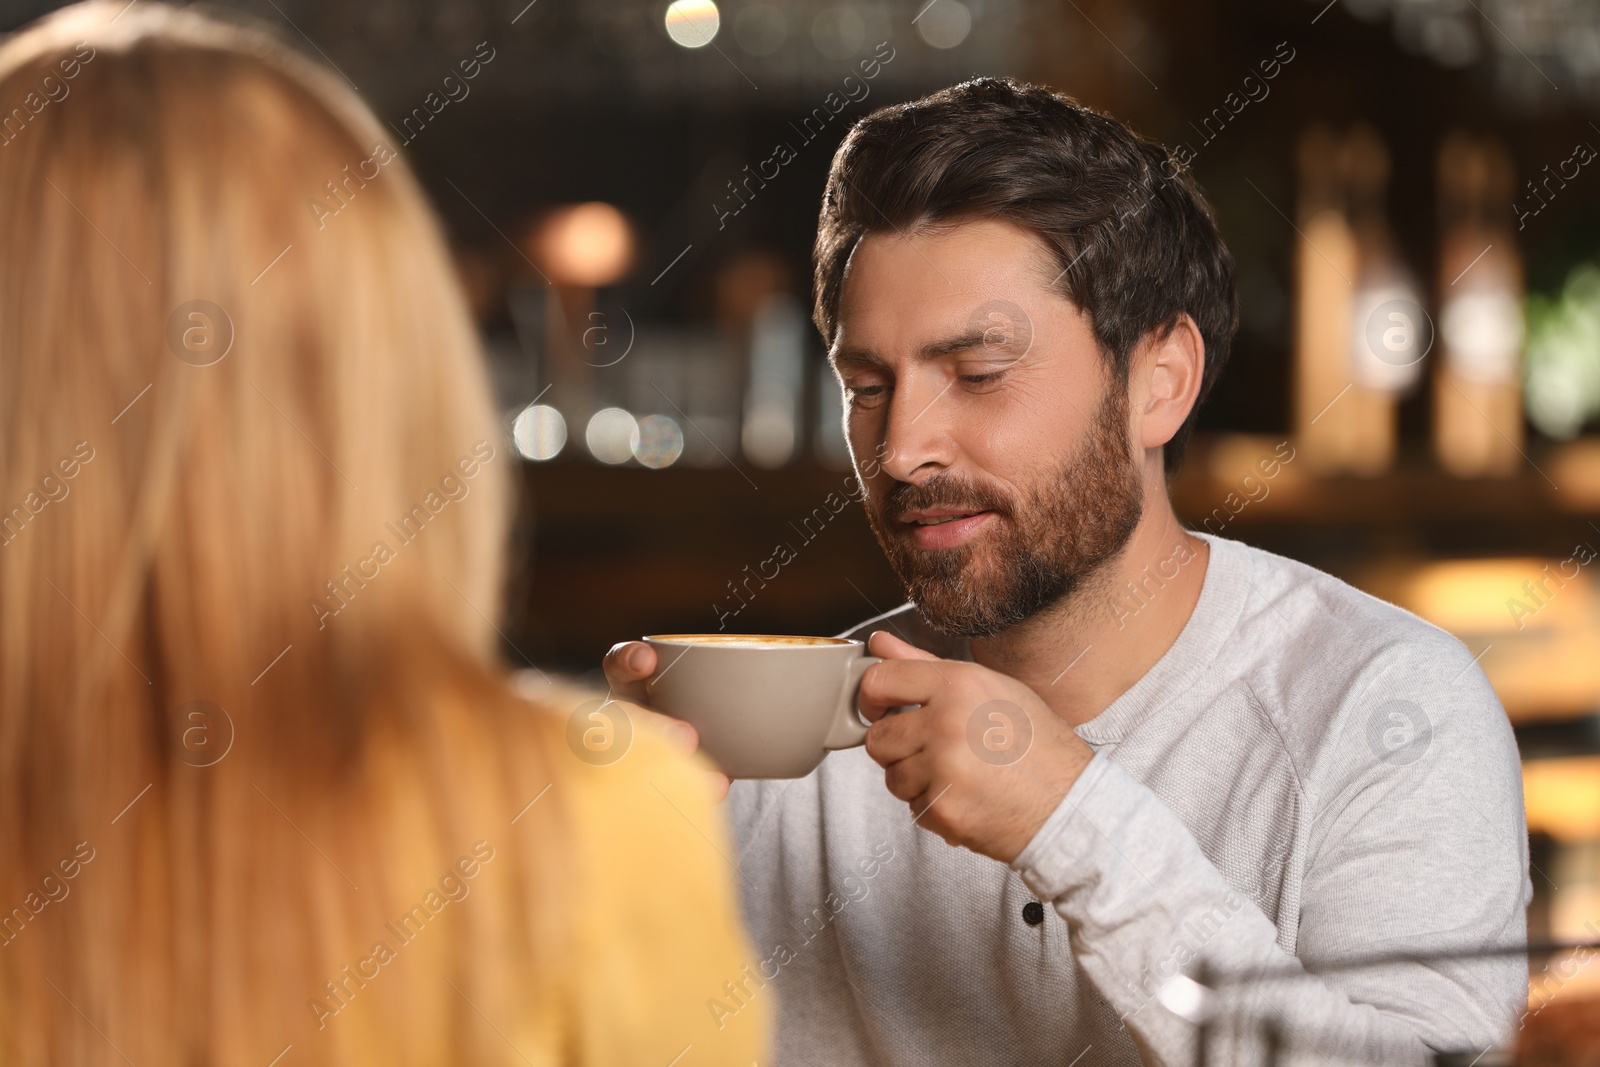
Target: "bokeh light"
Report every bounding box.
[512,403,566,461]
[1525,262,1600,438]
[742,404,796,468]
[665,0,720,48]
[633,414,686,469]
[533,202,633,288]
[586,407,641,464]
[916,0,972,49]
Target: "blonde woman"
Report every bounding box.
[0,3,767,1064]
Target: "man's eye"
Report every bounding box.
[846,383,888,403]
[958,369,1006,387]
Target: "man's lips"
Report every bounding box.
[895,507,997,550]
[897,506,990,526]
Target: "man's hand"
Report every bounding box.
[603,641,732,800]
[859,630,1094,864]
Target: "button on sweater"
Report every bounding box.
[725,533,1530,1065]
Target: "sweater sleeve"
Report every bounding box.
[1011,726,1529,1065]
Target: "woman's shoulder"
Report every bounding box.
[503,669,770,1065]
[511,671,729,887]
[502,668,706,799]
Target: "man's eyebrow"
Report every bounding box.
[919,330,990,359]
[830,345,886,369]
[830,330,994,369]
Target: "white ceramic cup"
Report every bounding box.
[642,634,881,779]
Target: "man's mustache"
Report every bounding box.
[877,474,1013,521]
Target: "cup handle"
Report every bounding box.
[823,655,881,750]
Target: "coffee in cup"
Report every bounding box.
[642,634,881,779]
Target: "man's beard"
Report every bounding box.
[862,387,1145,638]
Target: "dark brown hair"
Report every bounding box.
[813,76,1239,476]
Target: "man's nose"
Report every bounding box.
[877,378,955,484]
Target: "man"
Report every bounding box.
[607,77,1529,1065]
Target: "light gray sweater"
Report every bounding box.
[723,533,1530,1065]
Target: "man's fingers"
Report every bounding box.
[600,645,732,804]
[882,753,932,804]
[867,629,940,661]
[603,640,656,704]
[865,719,921,768]
[858,658,943,722]
[604,640,656,680]
[626,704,700,755]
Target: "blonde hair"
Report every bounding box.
[0,3,573,1061]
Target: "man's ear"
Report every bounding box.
[1129,313,1205,453]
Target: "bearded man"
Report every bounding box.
[606,77,1529,1066]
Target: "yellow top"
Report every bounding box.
[288,685,770,1067]
[542,708,771,1066]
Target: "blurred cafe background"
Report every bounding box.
[9,0,1600,1023]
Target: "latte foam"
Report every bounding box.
[646,634,852,648]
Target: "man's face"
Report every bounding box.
[831,218,1145,637]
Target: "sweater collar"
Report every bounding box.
[1072,532,1252,745]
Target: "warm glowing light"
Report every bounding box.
[1294,205,1391,474]
[535,203,633,288]
[1522,757,1600,842]
[1548,439,1600,511]
[1398,557,1592,634]
[1357,555,1600,721]
[1203,434,1306,494]
[1442,289,1522,384]
[665,0,720,48]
